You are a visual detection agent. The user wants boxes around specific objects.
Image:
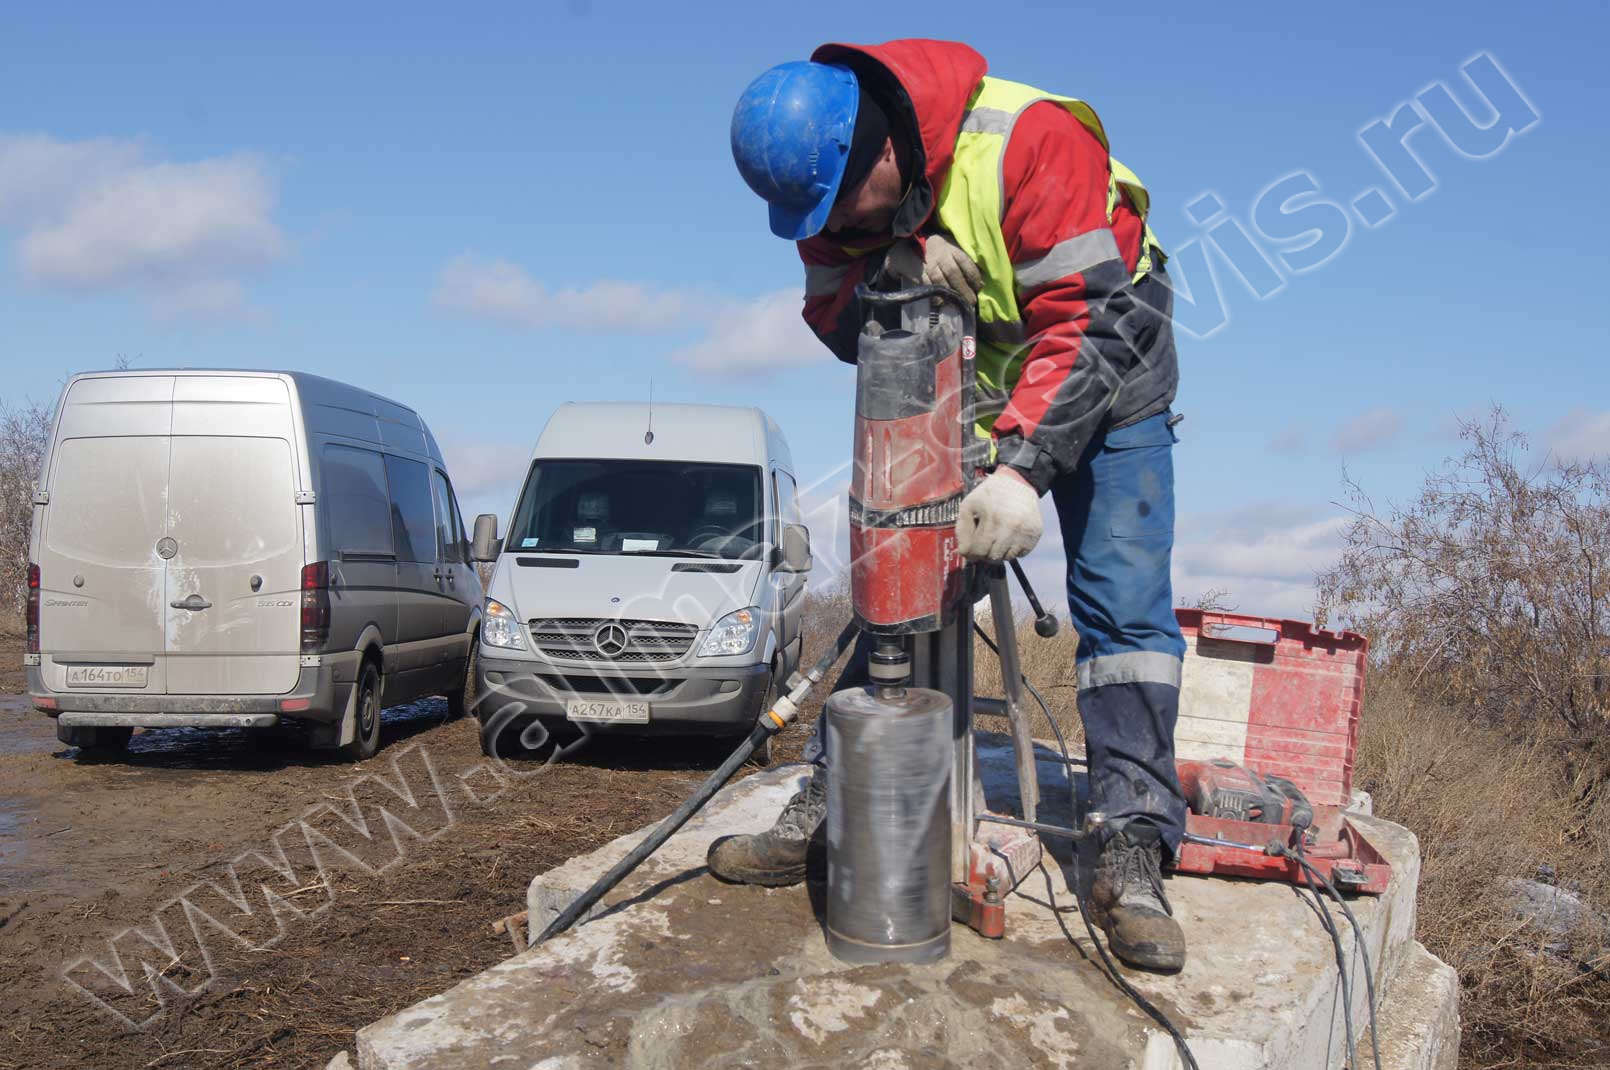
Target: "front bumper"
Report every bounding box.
[27,660,346,726]
[476,651,770,735]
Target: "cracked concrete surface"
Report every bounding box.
[345,736,1458,1069]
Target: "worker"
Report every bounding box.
[709,40,1187,973]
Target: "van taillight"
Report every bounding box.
[301,561,331,653]
[26,563,40,654]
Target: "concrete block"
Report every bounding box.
[1377,941,1461,1070]
[354,735,1457,1070]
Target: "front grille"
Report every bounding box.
[527,617,699,663]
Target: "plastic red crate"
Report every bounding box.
[1174,610,1368,807]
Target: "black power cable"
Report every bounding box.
[1281,845,1383,1070]
[976,617,1380,1070]
[974,619,1200,1070]
[1296,846,1359,1069]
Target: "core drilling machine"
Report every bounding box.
[824,282,1053,963]
[534,282,1058,962]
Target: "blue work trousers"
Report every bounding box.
[1051,410,1187,856]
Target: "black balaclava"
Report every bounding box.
[838,86,890,196]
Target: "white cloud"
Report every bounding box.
[1547,409,1610,462]
[1172,501,1346,620]
[1330,407,1402,453]
[432,254,690,332]
[432,254,832,378]
[435,431,536,527]
[668,288,829,375]
[0,133,285,320]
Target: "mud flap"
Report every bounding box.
[308,679,360,750]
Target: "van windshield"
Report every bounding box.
[507,460,766,560]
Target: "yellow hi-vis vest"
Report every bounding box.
[934,76,1165,436]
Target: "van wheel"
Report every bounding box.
[61,725,134,752]
[479,711,526,758]
[341,661,383,761]
[746,671,780,768]
[447,642,478,721]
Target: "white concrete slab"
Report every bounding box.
[349,735,1457,1070]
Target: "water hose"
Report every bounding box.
[533,619,858,946]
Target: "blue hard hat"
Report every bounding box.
[731,61,859,241]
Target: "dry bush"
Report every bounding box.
[0,397,52,614]
[1323,408,1610,1066]
[1358,671,1610,1067]
[1319,408,1610,801]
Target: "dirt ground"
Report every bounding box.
[0,630,835,1070]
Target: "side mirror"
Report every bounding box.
[471,514,503,562]
[779,523,812,573]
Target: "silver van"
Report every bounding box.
[24,370,483,759]
[470,402,810,759]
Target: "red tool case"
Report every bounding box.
[1170,610,1390,893]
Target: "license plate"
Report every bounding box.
[66,665,149,688]
[564,700,649,724]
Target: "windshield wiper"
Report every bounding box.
[524,547,609,555]
[621,549,724,559]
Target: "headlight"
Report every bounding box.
[698,607,760,657]
[482,598,525,650]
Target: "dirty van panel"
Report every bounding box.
[384,453,447,692]
[164,435,303,694]
[53,374,175,440]
[38,435,172,693]
[170,375,299,437]
[320,443,399,659]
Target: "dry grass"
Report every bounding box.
[1356,670,1610,1067]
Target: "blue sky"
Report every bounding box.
[2,1,1606,619]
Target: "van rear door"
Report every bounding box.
[38,374,176,693]
[162,377,303,695]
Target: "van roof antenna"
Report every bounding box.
[645,380,655,445]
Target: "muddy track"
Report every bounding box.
[0,632,827,1070]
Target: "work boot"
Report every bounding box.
[706,766,826,887]
[1089,827,1187,973]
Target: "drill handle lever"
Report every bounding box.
[1008,559,1060,639]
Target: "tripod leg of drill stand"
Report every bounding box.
[987,566,1039,823]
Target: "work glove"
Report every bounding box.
[920,233,983,308]
[879,234,984,308]
[956,468,1043,562]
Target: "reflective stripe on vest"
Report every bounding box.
[934,77,1166,434]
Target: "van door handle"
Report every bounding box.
[170,595,212,611]
[432,568,445,584]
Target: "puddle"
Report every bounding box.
[0,694,58,758]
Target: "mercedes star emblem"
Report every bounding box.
[593,622,629,657]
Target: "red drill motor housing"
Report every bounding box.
[848,286,980,635]
[1178,758,1315,831]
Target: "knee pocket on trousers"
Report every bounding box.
[1102,418,1177,539]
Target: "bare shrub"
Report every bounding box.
[0,397,52,617]
[1324,408,1610,1066]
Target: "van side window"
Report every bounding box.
[430,469,463,564]
[383,455,437,563]
[323,445,394,557]
[776,470,802,525]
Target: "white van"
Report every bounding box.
[24,370,483,759]
[470,402,810,759]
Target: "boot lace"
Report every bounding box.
[1112,837,1174,917]
[773,771,827,841]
